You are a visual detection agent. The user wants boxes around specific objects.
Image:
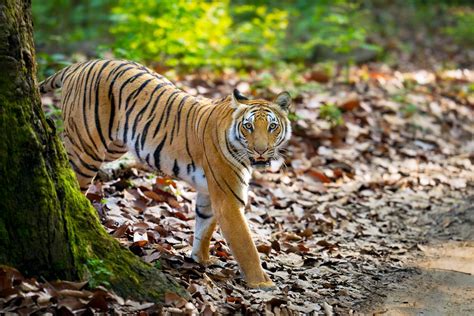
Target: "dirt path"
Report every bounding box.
[362,202,474,316]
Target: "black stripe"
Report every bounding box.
[69,159,96,179]
[152,91,180,138]
[185,102,200,172]
[153,134,167,171]
[117,72,147,111]
[62,61,86,82]
[195,105,210,132]
[164,91,181,122]
[59,65,69,83]
[131,82,172,141]
[171,95,191,143]
[107,64,136,141]
[63,60,94,117]
[172,159,180,177]
[196,207,213,219]
[70,122,102,162]
[75,152,100,173]
[134,137,141,158]
[140,88,168,150]
[106,61,133,81]
[94,60,113,151]
[235,122,247,147]
[275,122,287,147]
[81,60,102,153]
[107,149,127,155]
[225,135,248,169]
[123,78,154,142]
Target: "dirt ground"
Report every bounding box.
[360,199,474,316]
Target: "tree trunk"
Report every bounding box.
[0,0,186,301]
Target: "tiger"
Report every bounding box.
[39,59,292,288]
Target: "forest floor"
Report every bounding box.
[91,62,473,315]
[2,54,474,314]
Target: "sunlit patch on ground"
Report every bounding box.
[366,242,474,315]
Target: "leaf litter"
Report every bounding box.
[8,58,474,314]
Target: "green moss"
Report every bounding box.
[86,259,112,288]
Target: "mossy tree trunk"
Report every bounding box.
[0,0,185,301]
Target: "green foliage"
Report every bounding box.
[36,53,73,81]
[32,0,114,51]
[32,1,377,71]
[288,112,303,122]
[154,260,162,270]
[32,1,471,72]
[283,0,373,61]
[44,104,64,133]
[249,63,326,98]
[320,104,344,126]
[400,104,418,118]
[107,0,372,70]
[228,4,289,68]
[110,0,290,69]
[445,8,474,46]
[86,259,113,289]
[110,0,232,68]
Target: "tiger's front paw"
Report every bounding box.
[191,251,218,266]
[196,256,220,266]
[248,280,275,289]
[246,272,275,289]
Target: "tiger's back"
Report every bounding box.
[41,59,213,192]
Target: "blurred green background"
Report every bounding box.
[33,0,473,79]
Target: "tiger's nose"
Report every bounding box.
[255,148,267,155]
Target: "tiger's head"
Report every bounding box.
[228,89,292,169]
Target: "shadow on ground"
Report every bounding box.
[360,199,474,315]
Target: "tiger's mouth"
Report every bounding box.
[249,157,270,168]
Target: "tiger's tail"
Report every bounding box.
[39,65,73,94]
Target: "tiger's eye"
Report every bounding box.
[269,123,277,129]
[244,123,253,130]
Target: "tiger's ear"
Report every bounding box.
[231,89,249,109]
[274,91,291,111]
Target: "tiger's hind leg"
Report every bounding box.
[191,193,217,264]
[64,135,104,193]
[103,141,128,163]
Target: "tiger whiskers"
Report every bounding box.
[232,149,250,165]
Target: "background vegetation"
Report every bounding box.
[33,0,473,80]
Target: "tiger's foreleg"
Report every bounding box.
[209,191,274,289]
[191,193,217,264]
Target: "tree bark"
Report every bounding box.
[0,0,186,301]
